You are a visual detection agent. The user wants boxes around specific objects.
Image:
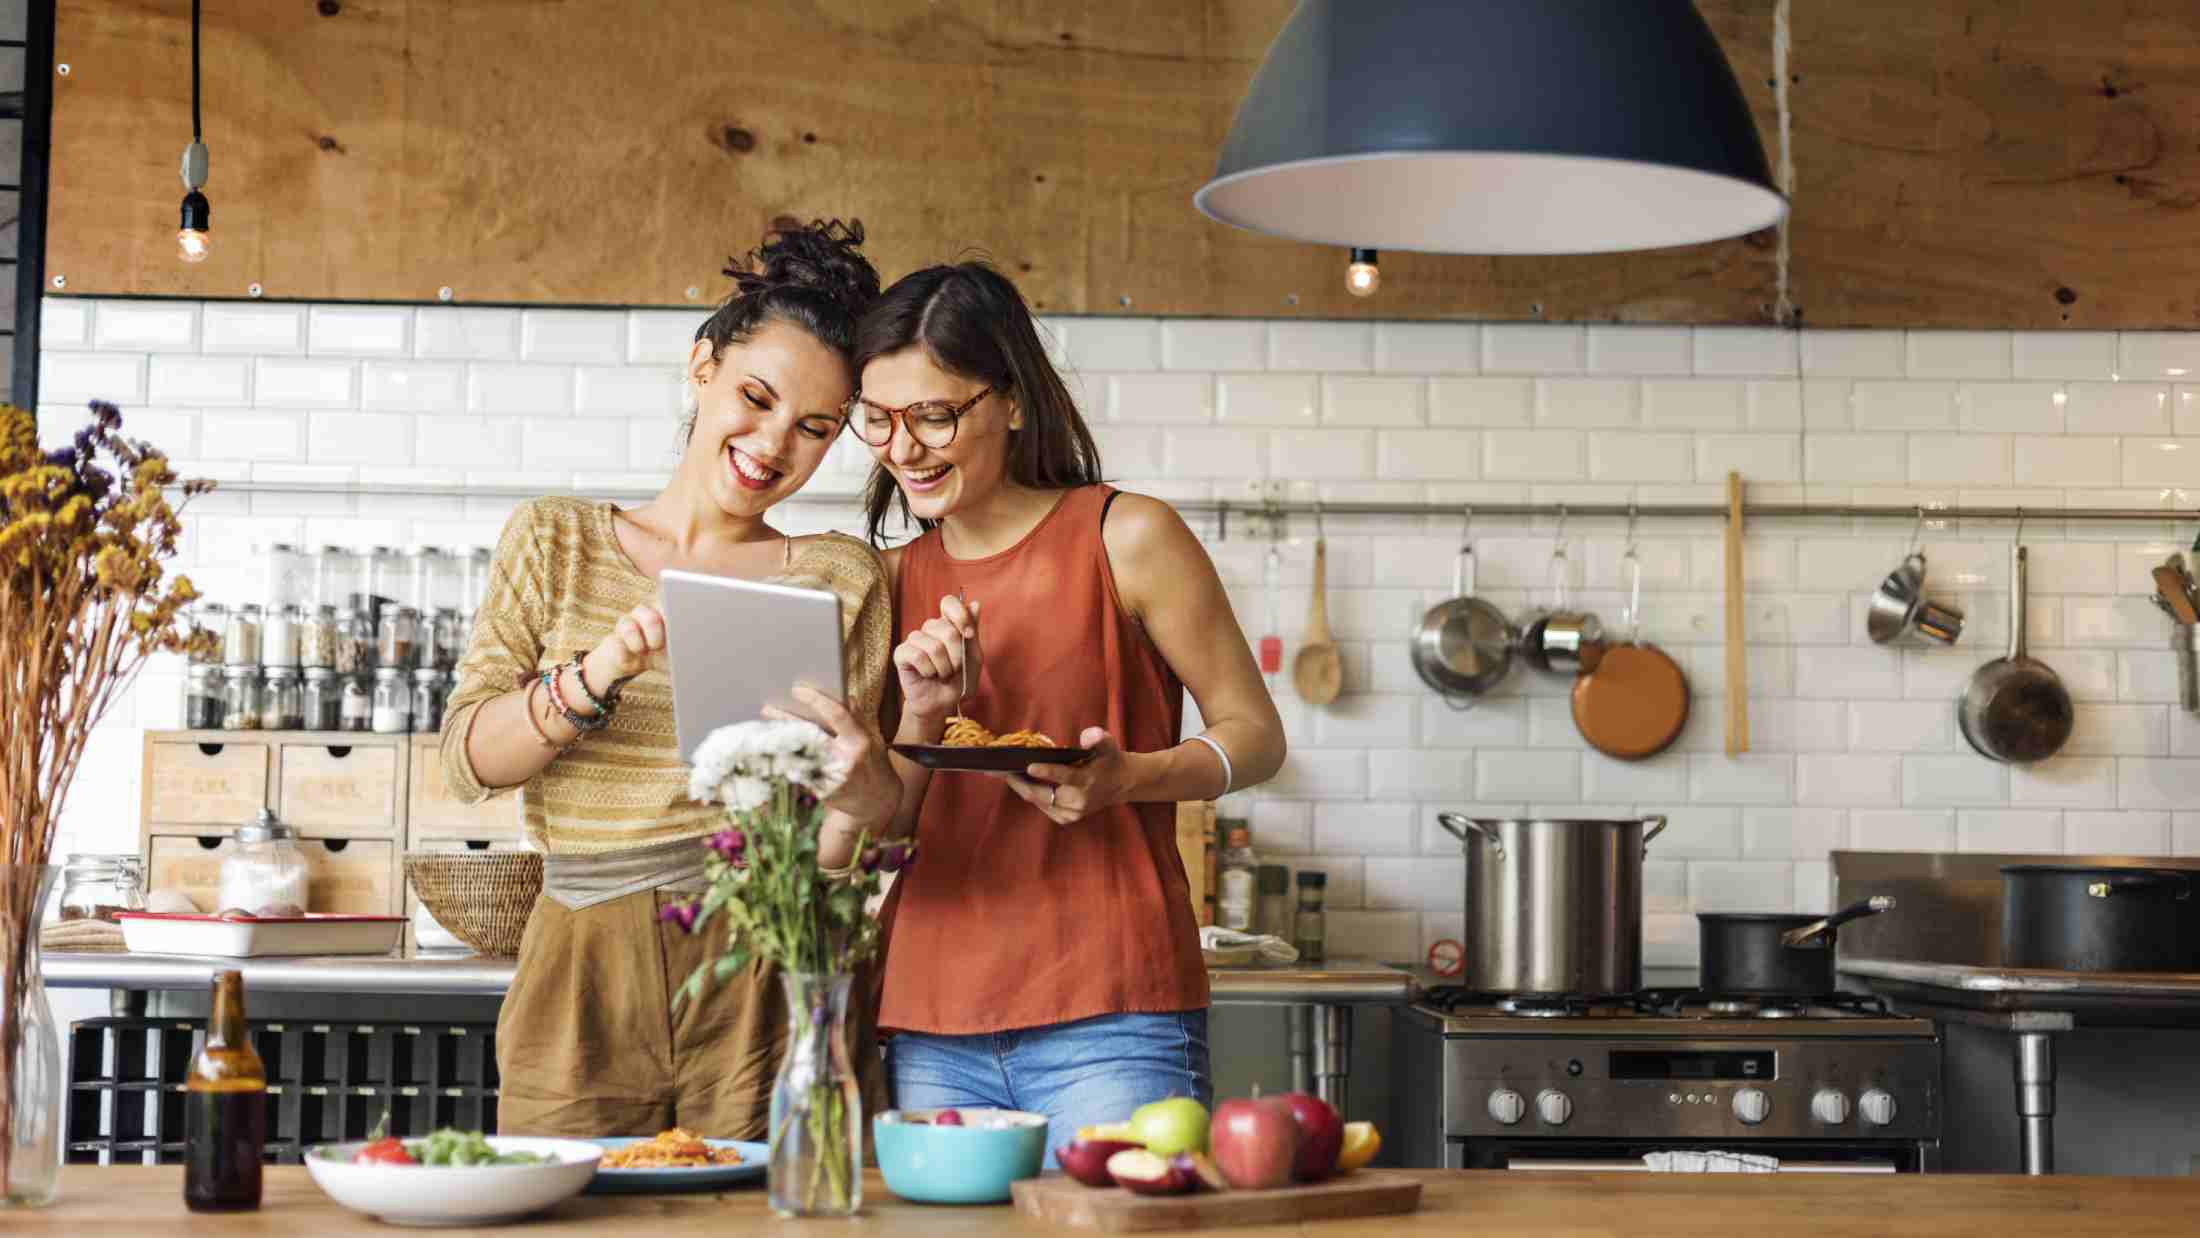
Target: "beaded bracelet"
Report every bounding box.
[521,678,574,752]
[565,650,624,714]
[544,660,610,733]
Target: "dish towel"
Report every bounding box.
[1642,1150,1780,1173]
[1198,926,1300,964]
[38,919,127,952]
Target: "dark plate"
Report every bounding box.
[891,744,1095,772]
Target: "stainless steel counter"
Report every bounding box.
[45,951,1416,1113]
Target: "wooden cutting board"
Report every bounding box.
[1011,1171,1421,1231]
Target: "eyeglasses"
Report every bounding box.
[845,386,995,450]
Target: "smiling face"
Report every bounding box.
[680,319,854,519]
[856,346,1020,522]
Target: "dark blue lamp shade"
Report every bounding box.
[1194,0,1787,255]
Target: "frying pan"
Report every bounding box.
[1957,542,2073,764]
[1572,547,1688,759]
[1410,541,1516,710]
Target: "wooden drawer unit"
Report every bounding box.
[407,738,523,844]
[147,834,399,916]
[276,739,402,836]
[142,736,270,826]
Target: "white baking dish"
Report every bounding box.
[115,911,405,957]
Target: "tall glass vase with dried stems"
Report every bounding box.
[1,401,210,1206]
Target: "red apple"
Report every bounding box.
[1279,1092,1343,1182]
[1056,1139,1141,1188]
[933,1109,964,1127]
[1179,1152,1228,1193]
[1106,1148,1195,1195]
[1208,1094,1299,1189]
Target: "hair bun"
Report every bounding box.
[725,218,879,320]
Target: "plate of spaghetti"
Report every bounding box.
[892,716,1095,772]
[585,1128,766,1193]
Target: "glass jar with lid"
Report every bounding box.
[57,853,146,923]
[464,547,492,612]
[406,546,444,613]
[301,667,341,732]
[411,667,447,733]
[1293,871,1327,964]
[377,605,420,672]
[216,810,310,915]
[431,608,464,671]
[220,665,263,730]
[300,604,337,669]
[371,667,412,733]
[189,603,228,667]
[339,674,374,732]
[262,603,303,669]
[264,542,307,612]
[335,606,373,675]
[183,664,223,730]
[260,666,303,730]
[366,545,403,629]
[222,604,263,667]
[312,544,352,609]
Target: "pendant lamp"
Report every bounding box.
[1194,0,1786,255]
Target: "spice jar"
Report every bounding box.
[371,667,411,733]
[300,604,337,670]
[431,607,463,671]
[217,810,310,914]
[264,542,307,612]
[334,606,372,675]
[220,666,263,730]
[262,603,302,669]
[301,667,341,732]
[183,664,223,730]
[406,546,444,612]
[1256,865,1292,941]
[58,853,146,923]
[377,605,419,672]
[366,545,403,629]
[411,667,447,733]
[189,604,228,667]
[339,674,373,733]
[222,604,263,667]
[260,666,303,731]
[1293,871,1327,965]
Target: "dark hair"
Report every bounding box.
[684,217,881,438]
[854,261,1103,544]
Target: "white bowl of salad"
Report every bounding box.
[305,1128,604,1226]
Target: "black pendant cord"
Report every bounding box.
[190,0,201,141]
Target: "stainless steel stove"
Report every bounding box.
[1395,989,1943,1173]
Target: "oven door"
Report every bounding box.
[1450,1138,1935,1173]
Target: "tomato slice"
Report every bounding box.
[356,1136,416,1165]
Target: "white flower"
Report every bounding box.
[686,718,844,804]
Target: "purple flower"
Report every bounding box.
[44,446,77,470]
[707,828,747,866]
[659,897,701,934]
[858,846,881,875]
[863,842,915,875]
[796,790,819,812]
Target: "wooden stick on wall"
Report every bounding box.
[1724,471,1750,755]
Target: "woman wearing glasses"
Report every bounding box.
[849,262,1286,1155]
[439,220,903,1138]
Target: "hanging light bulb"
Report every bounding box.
[1345,248,1380,298]
[175,0,209,264]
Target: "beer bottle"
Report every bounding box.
[184,970,265,1211]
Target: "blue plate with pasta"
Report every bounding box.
[584,1132,767,1193]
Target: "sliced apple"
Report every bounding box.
[1335,1121,1380,1173]
[1107,1148,1195,1196]
[1057,1139,1141,1188]
[1179,1152,1228,1192]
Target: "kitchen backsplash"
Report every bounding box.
[36,300,2200,964]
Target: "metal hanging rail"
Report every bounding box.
[190,478,2198,527]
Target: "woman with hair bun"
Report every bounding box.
[438,219,899,1138]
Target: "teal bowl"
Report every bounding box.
[873,1108,1047,1204]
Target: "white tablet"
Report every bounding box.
[659,568,844,762]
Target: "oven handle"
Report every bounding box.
[1505,1158,1897,1175]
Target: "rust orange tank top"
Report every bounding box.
[878,485,1209,1034]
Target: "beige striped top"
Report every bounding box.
[439,497,892,855]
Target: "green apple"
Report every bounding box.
[1129,1097,1211,1157]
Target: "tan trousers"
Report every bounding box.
[494,888,888,1139]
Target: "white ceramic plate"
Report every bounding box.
[304,1136,603,1227]
[116,912,405,957]
[585,1136,767,1193]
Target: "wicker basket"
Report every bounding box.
[403,852,544,956]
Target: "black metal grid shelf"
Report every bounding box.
[66,1017,501,1166]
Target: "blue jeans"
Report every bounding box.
[888,1010,1211,1167]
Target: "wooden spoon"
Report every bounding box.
[1293,538,1343,705]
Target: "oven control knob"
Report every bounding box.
[1811,1088,1852,1125]
[1731,1087,1770,1125]
[1535,1089,1573,1126]
[1487,1088,1526,1126]
[1859,1089,1899,1126]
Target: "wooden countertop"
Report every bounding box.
[20,1166,2200,1236]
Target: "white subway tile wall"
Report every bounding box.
[36,304,2200,961]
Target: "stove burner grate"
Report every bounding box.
[1423,986,1895,1020]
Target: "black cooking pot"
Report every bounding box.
[2001,865,2200,972]
[1697,897,1894,996]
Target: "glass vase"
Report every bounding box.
[767,970,861,1217]
[2,865,62,1208]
